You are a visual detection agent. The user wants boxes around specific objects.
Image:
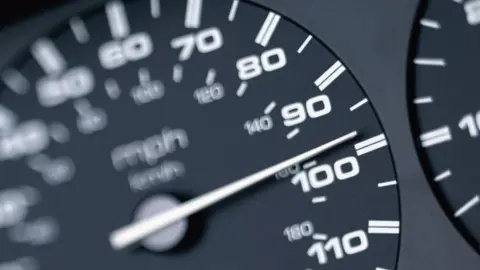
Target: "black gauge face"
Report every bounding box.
[411,0,480,252]
[0,0,400,269]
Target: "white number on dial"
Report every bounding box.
[292,157,360,193]
[171,27,224,61]
[459,110,480,138]
[282,95,332,127]
[237,48,287,81]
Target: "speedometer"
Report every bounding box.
[410,0,480,253]
[0,1,400,269]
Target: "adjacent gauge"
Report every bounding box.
[0,0,401,269]
[410,0,480,253]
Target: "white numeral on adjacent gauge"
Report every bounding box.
[171,27,223,61]
[459,110,480,138]
[291,157,360,193]
[236,48,287,81]
[465,0,480,25]
[282,95,331,127]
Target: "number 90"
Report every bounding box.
[282,95,332,127]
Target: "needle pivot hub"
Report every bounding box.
[133,195,188,252]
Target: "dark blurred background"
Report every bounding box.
[0,0,66,28]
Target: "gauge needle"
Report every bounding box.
[109,131,358,250]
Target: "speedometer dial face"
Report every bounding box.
[411,0,480,252]
[0,0,401,269]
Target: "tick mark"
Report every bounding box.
[303,160,317,169]
[138,68,152,85]
[454,195,480,217]
[105,78,121,99]
[31,38,67,75]
[228,0,239,22]
[420,18,441,29]
[312,196,327,204]
[355,134,388,156]
[420,126,452,148]
[286,128,300,140]
[378,180,398,188]
[255,12,281,47]
[205,69,216,85]
[264,101,276,115]
[70,17,90,43]
[2,69,29,94]
[106,1,131,39]
[185,0,203,29]
[414,96,434,104]
[368,220,400,234]
[414,58,447,67]
[236,82,248,97]
[49,123,70,143]
[434,170,452,182]
[315,61,346,91]
[297,35,312,54]
[350,98,369,111]
[150,0,161,18]
[312,233,328,241]
[0,105,15,133]
[173,64,183,83]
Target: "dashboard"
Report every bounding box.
[0,1,479,269]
